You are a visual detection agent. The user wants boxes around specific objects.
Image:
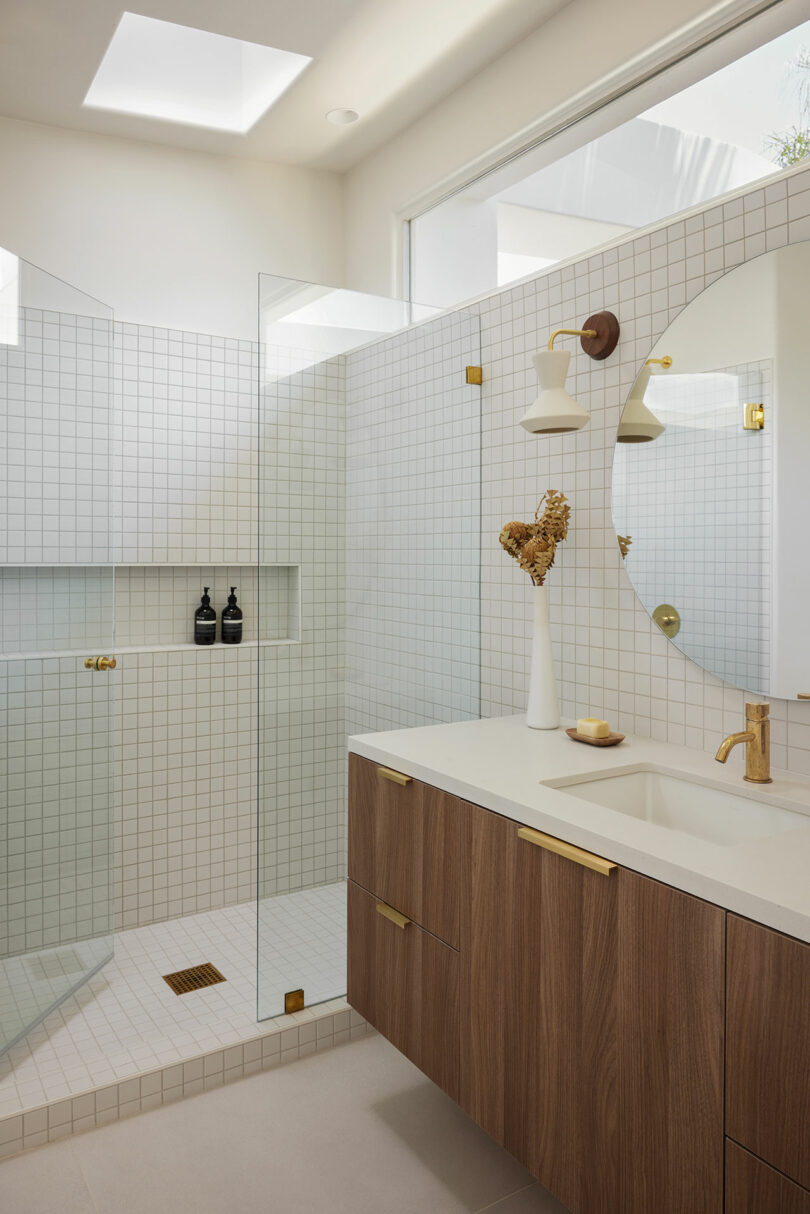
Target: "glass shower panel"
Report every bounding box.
[257,275,480,1021]
[0,254,114,1055]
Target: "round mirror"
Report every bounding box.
[612,241,810,701]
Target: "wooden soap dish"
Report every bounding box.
[566,727,625,747]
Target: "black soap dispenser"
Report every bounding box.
[194,587,216,645]
[221,586,243,645]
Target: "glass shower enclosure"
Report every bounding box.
[256,276,481,1020]
[0,250,115,1054]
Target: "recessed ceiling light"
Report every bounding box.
[83,13,312,133]
[326,108,359,125]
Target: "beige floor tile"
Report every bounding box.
[0,1138,96,1213]
[477,1181,570,1213]
[2,1034,551,1214]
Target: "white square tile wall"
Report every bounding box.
[345,310,482,735]
[257,353,347,899]
[115,325,257,564]
[1,655,114,957]
[115,644,256,928]
[0,309,113,565]
[471,164,810,773]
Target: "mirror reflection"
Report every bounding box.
[613,241,810,701]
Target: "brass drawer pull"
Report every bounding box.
[517,826,616,877]
[377,766,412,787]
[376,901,411,929]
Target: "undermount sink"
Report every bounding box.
[544,765,810,847]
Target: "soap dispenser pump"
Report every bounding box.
[221,586,243,645]
[194,587,216,645]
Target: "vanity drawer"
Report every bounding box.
[348,753,461,947]
[726,1141,810,1214]
[347,880,458,1101]
[727,915,810,1190]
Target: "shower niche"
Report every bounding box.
[0,564,300,656]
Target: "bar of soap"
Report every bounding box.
[577,717,610,739]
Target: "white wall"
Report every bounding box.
[343,0,804,297]
[410,196,498,309]
[0,117,344,338]
[498,203,629,261]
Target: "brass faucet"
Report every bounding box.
[715,702,772,784]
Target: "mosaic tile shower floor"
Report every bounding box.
[0,881,348,1119]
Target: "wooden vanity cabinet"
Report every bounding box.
[726,1141,810,1214]
[347,880,459,1099]
[727,915,810,1194]
[460,804,725,1214]
[346,755,464,1101]
[347,759,730,1214]
[348,754,461,947]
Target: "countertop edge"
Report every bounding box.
[349,721,810,946]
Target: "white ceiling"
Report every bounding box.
[0,0,567,171]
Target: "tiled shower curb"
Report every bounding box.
[0,1001,370,1159]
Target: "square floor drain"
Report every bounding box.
[162,962,226,996]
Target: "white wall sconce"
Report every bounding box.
[617,356,670,443]
[520,311,620,435]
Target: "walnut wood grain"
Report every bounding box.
[348,754,460,947]
[346,879,458,1100]
[617,863,725,1214]
[727,915,810,1190]
[458,802,514,1148]
[460,803,724,1214]
[726,1140,810,1214]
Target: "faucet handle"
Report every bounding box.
[746,702,770,720]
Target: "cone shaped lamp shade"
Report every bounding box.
[520,350,590,434]
[617,365,665,443]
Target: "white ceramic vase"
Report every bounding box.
[526,583,560,730]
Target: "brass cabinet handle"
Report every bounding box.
[377,766,412,787]
[375,901,411,929]
[517,826,616,877]
[85,656,117,671]
[798,694,810,700]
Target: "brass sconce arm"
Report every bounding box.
[545,311,620,361]
[548,327,597,350]
[645,356,673,369]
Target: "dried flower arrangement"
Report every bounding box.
[499,490,571,586]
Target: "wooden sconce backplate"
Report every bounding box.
[580,311,620,360]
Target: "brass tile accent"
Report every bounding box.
[162,962,226,996]
[465,365,483,385]
[285,988,305,1014]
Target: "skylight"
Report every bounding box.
[0,248,19,347]
[83,12,312,133]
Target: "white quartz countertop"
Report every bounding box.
[349,715,810,944]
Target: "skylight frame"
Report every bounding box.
[83,12,312,134]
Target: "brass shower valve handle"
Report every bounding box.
[85,656,117,670]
